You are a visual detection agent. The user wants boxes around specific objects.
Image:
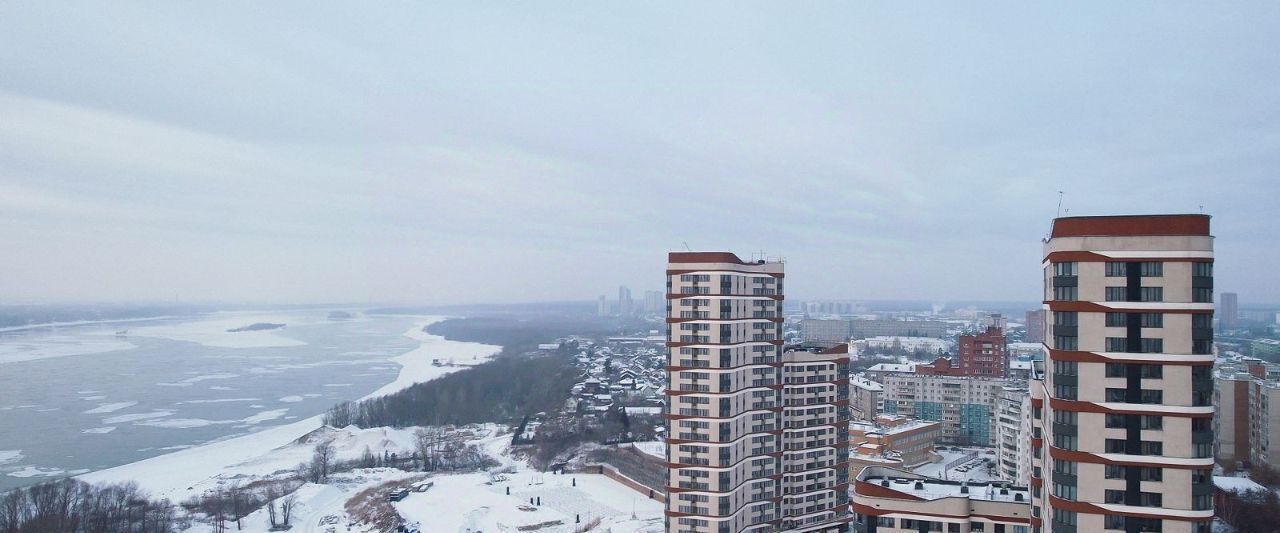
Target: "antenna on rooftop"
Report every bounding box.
[682,242,692,252]
[1055,191,1064,218]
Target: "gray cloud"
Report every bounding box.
[1,3,1278,305]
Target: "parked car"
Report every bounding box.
[387,489,410,502]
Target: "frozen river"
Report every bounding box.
[0,310,443,492]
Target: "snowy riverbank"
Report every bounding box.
[78,317,500,501]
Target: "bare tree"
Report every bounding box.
[308,442,337,483]
[264,488,279,530]
[279,494,297,528]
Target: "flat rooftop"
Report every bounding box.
[863,476,1029,504]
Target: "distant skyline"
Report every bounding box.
[2,3,1278,305]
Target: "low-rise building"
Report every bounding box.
[852,466,1032,533]
[849,415,941,471]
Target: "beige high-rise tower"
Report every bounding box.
[665,252,850,533]
[1030,215,1215,533]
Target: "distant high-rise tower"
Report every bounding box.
[644,290,665,316]
[1025,309,1047,344]
[597,295,609,317]
[618,285,633,315]
[1221,292,1238,329]
[1030,214,1215,533]
[957,325,1007,377]
[665,252,850,533]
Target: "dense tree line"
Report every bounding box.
[0,479,178,533]
[423,315,633,348]
[325,351,578,428]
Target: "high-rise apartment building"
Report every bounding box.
[1220,292,1238,330]
[1025,310,1047,344]
[665,252,851,533]
[957,326,1008,377]
[1030,214,1215,533]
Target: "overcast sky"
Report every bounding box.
[1,3,1278,306]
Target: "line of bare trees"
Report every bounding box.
[0,478,178,533]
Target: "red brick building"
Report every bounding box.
[956,326,1007,377]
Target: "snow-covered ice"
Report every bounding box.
[83,401,138,414]
[78,318,500,501]
[102,410,175,424]
[120,312,309,349]
[0,450,21,465]
[82,427,117,434]
[0,334,135,365]
[241,409,289,425]
[279,395,304,403]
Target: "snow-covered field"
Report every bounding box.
[78,317,500,502]
[395,468,663,533]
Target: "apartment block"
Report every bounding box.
[957,326,1008,377]
[880,373,1008,446]
[850,374,883,423]
[996,386,1032,485]
[1030,214,1215,533]
[1214,359,1280,470]
[664,252,850,533]
[801,319,949,347]
[1025,310,1047,344]
[852,466,1032,533]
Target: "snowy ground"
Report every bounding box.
[78,317,499,501]
[911,446,1003,483]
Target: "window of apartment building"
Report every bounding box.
[1052,481,1077,501]
[1109,312,1164,327]
[1193,493,1212,510]
[1105,515,1125,530]
[1193,262,1213,277]
[1105,262,1127,277]
[1053,286,1078,301]
[1195,442,1213,458]
[1054,433,1077,450]
[1141,338,1163,353]
[1053,360,1078,376]
[1109,465,1163,481]
[1193,287,1213,303]
[1140,287,1163,302]
[875,517,896,527]
[1052,509,1077,527]
[1105,439,1163,455]
[1053,460,1077,475]
[1139,262,1163,277]
[1105,337,1127,352]
[1102,388,1162,404]
[1054,311,1078,326]
[1107,490,1162,507]
[1053,410,1078,426]
[1054,335,1078,351]
[1054,383,1078,401]
[1053,262,1077,277]
[1105,287,1128,302]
